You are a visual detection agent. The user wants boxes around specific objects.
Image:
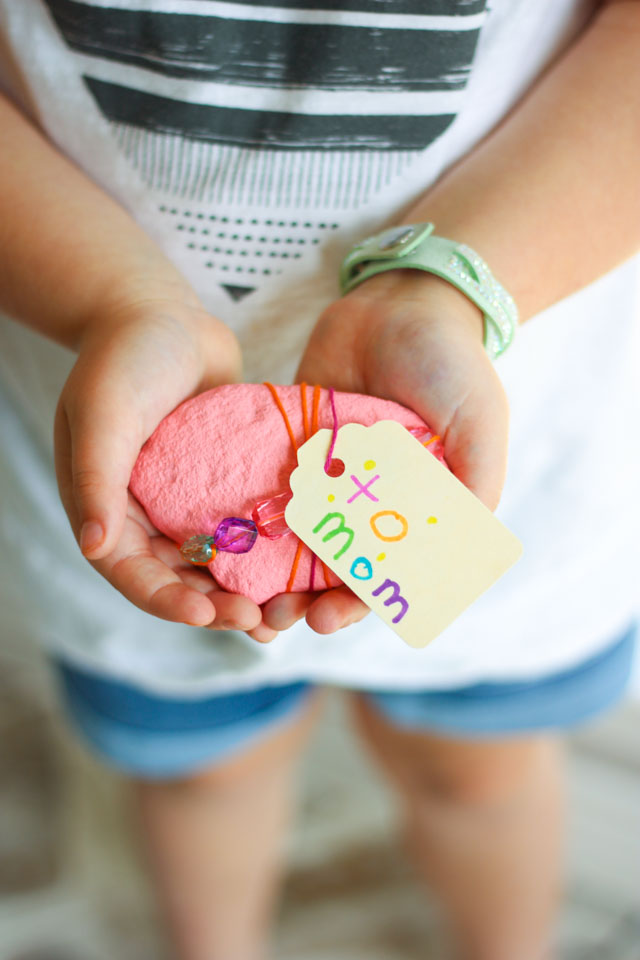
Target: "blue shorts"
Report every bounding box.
[54,625,636,780]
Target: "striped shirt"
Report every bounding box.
[41,0,488,298]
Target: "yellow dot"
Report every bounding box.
[327,494,335,502]
[364,459,376,470]
[376,552,386,562]
[427,516,438,524]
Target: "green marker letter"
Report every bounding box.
[313,512,355,560]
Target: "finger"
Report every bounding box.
[247,622,279,644]
[442,370,510,511]
[142,579,217,626]
[306,586,370,634]
[262,591,318,631]
[57,415,214,626]
[54,403,80,533]
[105,555,217,626]
[390,327,509,511]
[128,492,162,538]
[147,534,264,632]
[58,390,141,560]
[203,591,263,632]
[169,563,219,595]
[92,517,216,626]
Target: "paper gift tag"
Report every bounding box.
[285,420,522,648]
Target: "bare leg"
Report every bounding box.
[351,694,565,960]
[132,691,323,960]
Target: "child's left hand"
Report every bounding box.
[261,270,510,636]
[55,296,278,643]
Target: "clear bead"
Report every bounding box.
[252,491,293,539]
[180,535,217,565]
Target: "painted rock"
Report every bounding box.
[129,383,445,604]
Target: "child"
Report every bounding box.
[0,1,638,958]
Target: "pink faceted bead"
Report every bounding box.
[251,491,293,540]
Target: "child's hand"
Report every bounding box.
[54,298,277,642]
[262,270,510,635]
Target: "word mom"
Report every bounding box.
[312,511,409,623]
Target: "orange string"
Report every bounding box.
[287,540,304,592]
[264,382,304,593]
[311,384,321,433]
[264,382,297,453]
[300,382,310,441]
[310,384,327,585]
[424,434,441,447]
[310,386,331,588]
[264,382,333,594]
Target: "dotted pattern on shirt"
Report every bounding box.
[160,206,340,295]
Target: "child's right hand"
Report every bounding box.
[262,269,510,636]
[54,297,277,642]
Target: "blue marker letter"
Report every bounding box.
[350,556,373,580]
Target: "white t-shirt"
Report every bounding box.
[0,0,638,696]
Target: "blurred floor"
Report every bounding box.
[0,656,639,960]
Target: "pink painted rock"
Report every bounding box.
[129,384,445,604]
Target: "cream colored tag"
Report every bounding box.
[285,421,522,648]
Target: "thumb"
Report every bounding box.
[55,394,139,559]
[441,374,510,512]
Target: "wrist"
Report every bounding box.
[344,265,486,346]
[74,269,203,349]
[76,290,241,388]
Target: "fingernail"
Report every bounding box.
[220,620,242,630]
[252,625,277,644]
[80,521,104,555]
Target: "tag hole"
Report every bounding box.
[326,458,345,478]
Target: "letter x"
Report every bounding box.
[347,474,380,503]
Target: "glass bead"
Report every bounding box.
[180,535,217,565]
[213,517,258,554]
[252,490,293,539]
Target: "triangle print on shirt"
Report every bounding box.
[44,0,488,300]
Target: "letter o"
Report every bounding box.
[369,510,409,542]
[350,556,373,581]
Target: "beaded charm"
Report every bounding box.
[180,517,258,566]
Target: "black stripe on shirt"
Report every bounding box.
[46,0,482,91]
[46,0,487,21]
[186,0,487,11]
[85,77,456,150]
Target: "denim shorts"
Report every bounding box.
[54,625,636,780]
